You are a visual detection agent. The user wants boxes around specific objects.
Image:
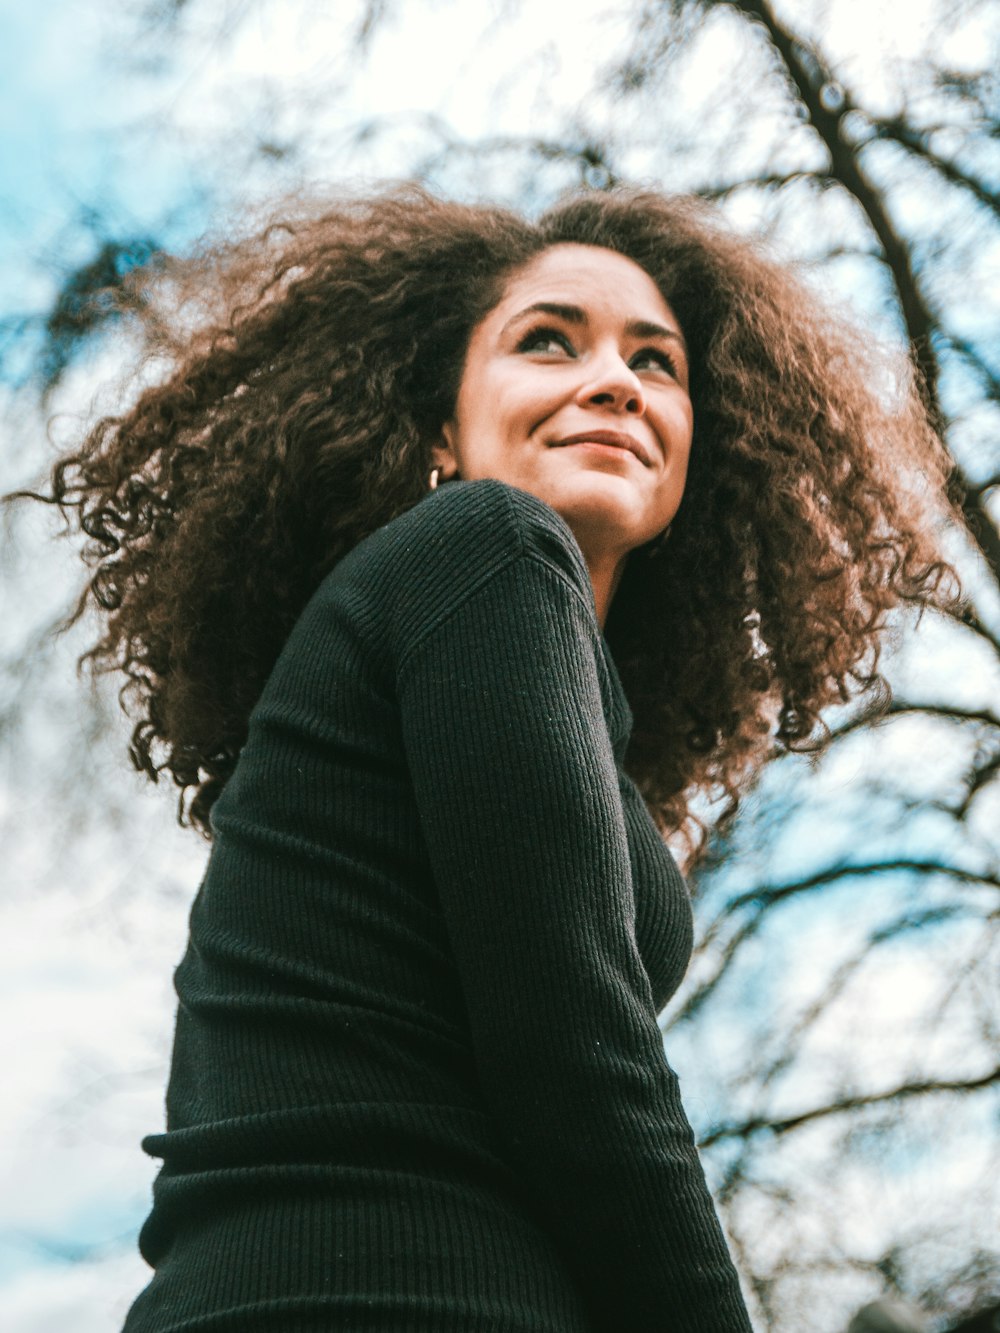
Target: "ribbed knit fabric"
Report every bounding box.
[123,479,753,1333]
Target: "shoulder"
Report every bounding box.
[336,479,597,664]
[371,478,593,607]
[398,479,587,574]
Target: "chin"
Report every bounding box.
[544,485,653,553]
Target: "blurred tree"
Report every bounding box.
[3,0,998,1330]
[39,234,160,395]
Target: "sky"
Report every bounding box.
[2,0,997,1329]
[1,0,985,320]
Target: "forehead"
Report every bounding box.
[490,243,674,324]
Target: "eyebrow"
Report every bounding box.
[502,301,688,354]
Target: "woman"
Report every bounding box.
[32,186,955,1331]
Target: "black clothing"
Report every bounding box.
[124,479,752,1332]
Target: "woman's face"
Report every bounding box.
[434,243,694,574]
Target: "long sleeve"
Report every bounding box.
[394,493,752,1331]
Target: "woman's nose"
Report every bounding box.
[575,351,646,415]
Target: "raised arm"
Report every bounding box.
[396,539,752,1333]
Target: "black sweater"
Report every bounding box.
[124,479,753,1332]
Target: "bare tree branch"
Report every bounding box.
[712,0,1000,583]
[748,903,978,1094]
[728,860,1000,914]
[417,129,624,188]
[696,170,830,199]
[958,749,1000,818]
[677,860,999,1024]
[827,699,1000,745]
[945,332,1000,406]
[719,0,942,410]
[869,114,1000,221]
[700,1066,1000,1146]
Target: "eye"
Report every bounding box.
[516,326,575,356]
[630,346,678,377]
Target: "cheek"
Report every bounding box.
[654,404,694,496]
[647,403,688,454]
[461,371,539,442]
[665,398,695,448]
[449,388,493,459]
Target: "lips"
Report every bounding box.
[552,430,653,466]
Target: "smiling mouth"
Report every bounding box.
[553,430,651,465]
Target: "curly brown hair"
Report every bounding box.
[22,184,959,860]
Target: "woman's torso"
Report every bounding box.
[124,480,693,1333]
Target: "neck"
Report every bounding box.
[579,548,627,632]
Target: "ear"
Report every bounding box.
[430,419,461,481]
